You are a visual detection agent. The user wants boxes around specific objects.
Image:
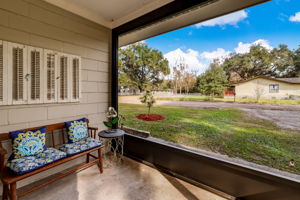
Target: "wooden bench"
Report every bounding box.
[0,120,103,200]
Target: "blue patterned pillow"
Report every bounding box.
[65,118,88,143]
[9,127,47,159]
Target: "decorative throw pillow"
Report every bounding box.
[9,127,47,159]
[65,118,88,143]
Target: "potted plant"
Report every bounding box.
[103,107,125,133]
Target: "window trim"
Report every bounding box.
[269,84,279,93]
[0,40,82,106]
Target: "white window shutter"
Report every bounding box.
[70,55,81,102]
[0,41,8,105]
[58,53,71,102]
[7,42,27,105]
[43,49,58,103]
[27,46,43,104]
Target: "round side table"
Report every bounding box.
[98,129,125,160]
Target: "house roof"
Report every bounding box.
[276,77,300,84]
[232,76,300,85]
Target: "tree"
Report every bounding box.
[222,45,274,82]
[271,44,294,77]
[182,70,197,94]
[197,61,228,96]
[140,91,156,114]
[291,46,300,77]
[171,58,187,94]
[253,80,266,102]
[119,43,170,92]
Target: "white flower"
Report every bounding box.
[107,107,118,118]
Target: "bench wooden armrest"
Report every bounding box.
[88,127,98,139]
[0,146,8,173]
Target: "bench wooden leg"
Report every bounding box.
[97,148,103,173]
[2,184,8,200]
[86,153,90,163]
[10,182,17,200]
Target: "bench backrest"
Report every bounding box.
[0,119,91,149]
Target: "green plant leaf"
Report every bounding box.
[112,117,119,124]
[103,121,112,128]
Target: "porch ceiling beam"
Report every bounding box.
[113,0,211,35]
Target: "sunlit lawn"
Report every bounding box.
[120,103,300,174]
[156,96,300,105]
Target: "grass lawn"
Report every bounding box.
[119,103,300,174]
[156,96,300,105]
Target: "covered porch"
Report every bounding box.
[0,0,299,200]
[17,157,226,200]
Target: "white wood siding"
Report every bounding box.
[0,0,111,192]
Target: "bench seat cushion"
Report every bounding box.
[6,148,67,175]
[59,137,102,156]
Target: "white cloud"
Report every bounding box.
[195,10,248,28]
[164,39,272,75]
[234,39,273,54]
[289,12,300,22]
[200,48,231,63]
[164,48,206,73]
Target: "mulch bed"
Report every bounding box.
[136,114,165,121]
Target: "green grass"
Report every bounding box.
[120,103,300,174]
[156,96,300,105]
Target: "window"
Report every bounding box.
[71,56,81,102]
[269,84,279,93]
[8,42,28,105]
[58,54,70,102]
[28,46,43,104]
[0,41,8,105]
[44,50,58,103]
[0,40,81,106]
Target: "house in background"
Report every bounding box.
[233,76,300,99]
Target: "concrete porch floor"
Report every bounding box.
[18,157,227,200]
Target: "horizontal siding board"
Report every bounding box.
[29,34,63,51]
[0,26,30,44]
[98,61,109,72]
[24,0,105,30]
[29,4,64,28]
[0,0,29,16]
[0,9,9,27]
[75,103,99,116]
[87,93,108,103]
[81,81,98,93]
[82,58,98,71]
[8,107,47,124]
[87,71,109,82]
[6,11,109,53]
[0,110,8,125]
[98,83,110,93]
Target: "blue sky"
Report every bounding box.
[144,0,300,73]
